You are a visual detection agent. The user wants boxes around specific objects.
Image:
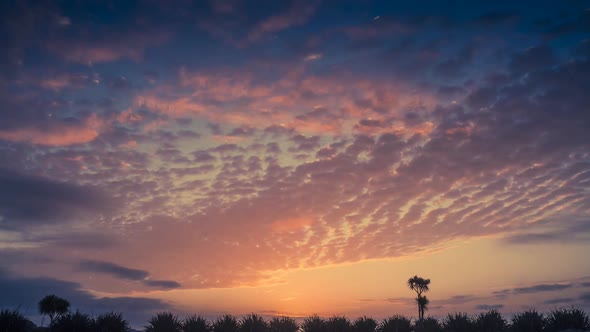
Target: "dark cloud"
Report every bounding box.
[142,279,182,289]
[0,168,114,230]
[0,269,170,328]
[513,283,573,294]
[77,260,149,281]
[475,304,504,310]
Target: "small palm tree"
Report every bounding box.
[183,315,211,332]
[510,310,545,332]
[301,315,326,332]
[417,296,430,321]
[326,316,352,332]
[52,311,94,332]
[407,276,431,321]
[38,295,70,327]
[240,314,268,332]
[352,316,377,332]
[268,317,298,332]
[146,312,182,332]
[442,313,474,332]
[414,317,442,332]
[475,310,506,332]
[378,315,412,332]
[545,308,590,332]
[212,315,239,332]
[0,309,30,332]
[95,312,130,332]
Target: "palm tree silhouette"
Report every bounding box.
[407,276,430,321]
[38,294,70,327]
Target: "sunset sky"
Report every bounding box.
[1,0,590,328]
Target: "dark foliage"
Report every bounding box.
[240,314,268,332]
[0,309,31,332]
[94,312,130,332]
[212,315,239,332]
[38,295,70,326]
[352,316,377,332]
[545,308,590,332]
[475,310,507,332]
[146,312,182,332]
[268,317,298,332]
[510,310,545,332]
[325,316,352,332]
[442,313,475,332]
[414,317,442,332]
[183,315,210,332]
[302,316,326,332]
[52,311,94,332]
[378,315,411,332]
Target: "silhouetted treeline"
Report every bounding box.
[2,305,590,332]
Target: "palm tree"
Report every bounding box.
[146,312,182,332]
[38,295,70,327]
[407,276,430,321]
[352,316,377,332]
[95,312,130,332]
[240,314,268,332]
[183,315,211,332]
[268,317,298,332]
[417,296,430,321]
[510,310,545,332]
[0,309,31,332]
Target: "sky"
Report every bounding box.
[1,0,590,328]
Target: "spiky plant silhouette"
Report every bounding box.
[442,313,474,332]
[183,315,211,332]
[269,317,298,332]
[352,316,377,332]
[326,316,352,332]
[408,276,431,321]
[95,312,130,332]
[240,314,268,332]
[146,312,182,332]
[52,311,94,332]
[302,315,326,332]
[0,309,30,332]
[212,315,239,332]
[545,308,590,332]
[475,310,506,332]
[414,317,442,332]
[378,315,412,332]
[510,310,545,332]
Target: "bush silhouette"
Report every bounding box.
[268,317,298,332]
[545,308,590,332]
[352,316,377,332]
[52,311,94,332]
[146,312,182,332]
[378,315,411,332]
[442,313,474,332]
[414,317,442,332]
[475,310,507,332]
[212,315,239,332]
[183,315,211,332]
[0,309,31,332]
[302,316,326,332]
[510,310,545,332]
[95,312,130,332]
[326,316,352,332]
[240,314,268,332]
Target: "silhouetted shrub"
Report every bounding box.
[38,295,70,327]
[352,316,377,332]
[326,316,352,332]
[52,311,94,332]
[545,308,590,332]
[475,310,507,332]
[212,315,239,332]
[240,314,268,332]
[414,317,442,332]
[0,309,31,332]
[378,315,411,332]
[183,315,211,332]
[302,316,326,332]
[146,312,182,332]
[95,312,130,332]
[269,317,298,332]
[510,310,545,332]
[442,313,475,332]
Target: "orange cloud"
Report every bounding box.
[0,114,105,146]
[271,217,313,233]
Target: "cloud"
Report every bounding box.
[475,304,504,310]
[142,279,182,289]
[77,260,181,289]
[0,168,114,230]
